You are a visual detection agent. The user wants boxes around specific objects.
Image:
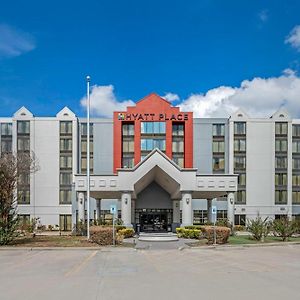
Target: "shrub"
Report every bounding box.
[176,227,202,239]
[216,219,231,228]
[90,226,123,245]
[118,228,135,238]
[115,225,126,232]
[184,225,203,230]
[246,217,271,241]
[272,217,298,241]
[202,226,230,244]
[234,225,245,231]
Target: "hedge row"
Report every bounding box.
[176,226,230,244]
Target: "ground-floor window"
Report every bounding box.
[275,214,288,220]
[18,214,30,230]
[59,214,72,231]
[234,214,246,226]
[193,210,207,224]
[217,210,227,221]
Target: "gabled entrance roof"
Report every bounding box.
[75,148,238,200]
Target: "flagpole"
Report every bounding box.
[86,75,91,240]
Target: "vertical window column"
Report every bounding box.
[275,122,288,205]
[59,121,73,204]
[17,121,30,204]
[0,123,13,154]
[234,122,246,204]
[292,124,300,204]
[80,123,94,173]
[172,123,184,168]
[122,123,134,168]
[212,124,225,173]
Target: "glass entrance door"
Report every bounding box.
[140,212,168,232]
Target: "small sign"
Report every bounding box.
[110,204,117,215]
[212,206,217,214]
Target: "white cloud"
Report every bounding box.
[80,84,134,117]
[285,25,300,52]
[258,10,268,23]
[0,24,35,58]
[179,70,300,118]
[161,92,179,102]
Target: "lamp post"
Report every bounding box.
[86,75,91,240]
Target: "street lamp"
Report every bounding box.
[86,75,91,240]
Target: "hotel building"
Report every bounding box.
[1,93,300,231]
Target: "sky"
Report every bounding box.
[1,0,300,118]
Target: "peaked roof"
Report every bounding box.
[229,108,249,120]
[56,107,76,119]
[13,106,34,118]
[270,108,290,120]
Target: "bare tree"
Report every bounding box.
[0,152,39,245]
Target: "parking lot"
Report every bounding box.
[0,245,300,300]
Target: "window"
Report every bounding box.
[60,121,72,134]
[1,140,12,153]
[81,140,93,153]
[212,124,225,136]
[60,173,72,185]
[234,139,246,152]
[17,121,30,134]
[122,156,134,168]
[275,122,288,135]
[173,124,184,136]
[236,191,246,204]
[238,174,246,186]
[292,174,300,186]
[80,123,93,136]
[59,190,72,204]
[172,140,184,152]
[293,158,300,170]
[275,173,287,186]
[59,215,72,231]
[122,123,134,136]
[292,124,300,137]
[141,122,165,134]
[275,139,287,152]
[81,157,94,171]
[60,155,72,168]
[213,141,225,153]
[292,141,300,153]
[234,156,246,169]
[18,190,30,204]
[18,214,30,225]
[234,214,246,226]
[217,210,227,221]
[1,123,12,135]
[193,210,208,224]
[292,192,300,204]
[275,190,287,204]
[173,156,184,168]
[234,122,246,135]
[17,138,30,151]
[18,173,30,186]
[275,157,287,169]
[141,139,165,151]
[213,157,225,171]
[123,140,134,152]
[60,138,72,151]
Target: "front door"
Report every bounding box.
[140,212,168,232]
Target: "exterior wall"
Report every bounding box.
[1,100,300,229]
[136,181,172,209]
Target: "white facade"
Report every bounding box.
[1,106,300,230]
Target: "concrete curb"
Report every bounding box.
[0,246,135,251]
[186,241,300,250]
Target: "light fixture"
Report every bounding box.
[186,198,190,204]
[125,198,128,205]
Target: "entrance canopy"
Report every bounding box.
[75,149,238,199]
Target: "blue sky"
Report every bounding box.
[1,0,300,118]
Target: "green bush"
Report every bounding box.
[234,225,245,231]
[272,217,298,241]
[176,227,202,239]
[90,226,123,245]
[202,226,230,244]
[216,219,231,228]
[246,217,271,241]
[118,228,135,238]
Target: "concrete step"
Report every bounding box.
[138,233,179,242]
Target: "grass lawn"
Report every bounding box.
[228,235,300,245]
[4,235,99,247]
